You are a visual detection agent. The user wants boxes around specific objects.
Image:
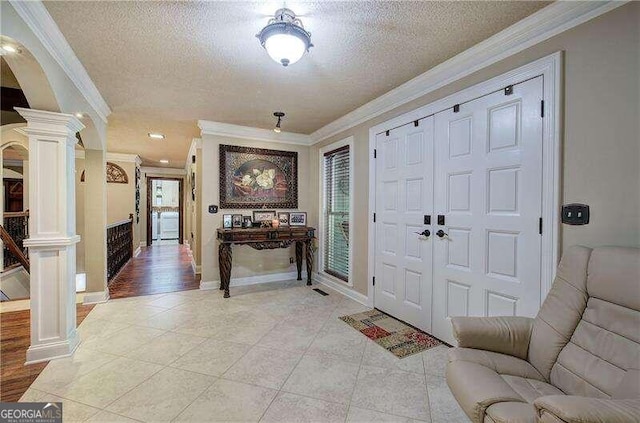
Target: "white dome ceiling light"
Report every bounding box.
[257,8,313,67]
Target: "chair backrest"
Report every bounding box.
[528,246,591,381]
[529,246,640,399]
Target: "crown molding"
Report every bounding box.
[198,120,312,146]
[140,166,186,176]
[9,0,111,123]
[74,150,140,164]
[309,0,627,144]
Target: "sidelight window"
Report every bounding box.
[321,141,352,283]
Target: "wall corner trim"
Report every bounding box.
[8,0,112,123]
[198,120,312,146]
[309,0,627,144]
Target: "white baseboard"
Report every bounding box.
[83,289,110,304]
[25,331,80,365]
[199,280,219,290]
[134,246,141,257]
[313,272,369,306]
[200,271,307,290]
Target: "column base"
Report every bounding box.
[83,289,110,304]
[25,330,80,365]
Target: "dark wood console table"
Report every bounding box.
[216,226,315,298]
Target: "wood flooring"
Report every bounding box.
[108,244,200,299]
[0,304,94,402]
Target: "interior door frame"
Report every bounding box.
[146,176,184,247]
[367,52,562,308]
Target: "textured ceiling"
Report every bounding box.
[44,1,548,166]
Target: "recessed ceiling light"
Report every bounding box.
[148,133,165,140]
[159,159,169,164]
[74,112,84,118]
[1,45,17,54]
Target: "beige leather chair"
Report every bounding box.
[446,246,640,423]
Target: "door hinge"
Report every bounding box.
[373,276,376,286]
[540,100,545,118]
[374,149,377,159]
[539,217,543,235]
[453,104,460,113]
[385,130,390,136]
[373,213,376,223]
[414,120,419,127]
[505,85,514,95]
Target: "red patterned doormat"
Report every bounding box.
[339,310,442,358]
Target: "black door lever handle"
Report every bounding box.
[414,229,431,237]
[436,229,448,238]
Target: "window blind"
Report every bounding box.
[323,145,350,282]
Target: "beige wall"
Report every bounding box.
[77,157,140,268]
[309,3,640,295]
[75,157,86,273]
[200,136,311,284]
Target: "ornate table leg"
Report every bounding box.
[305,239,314,286]
[219,243,232,298]
[295,241,303,281]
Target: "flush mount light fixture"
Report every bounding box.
[148,133,165,140]
[257,8,312,67]
[74,112,84,119]
[159,159,169,164]
[273,112,285,133]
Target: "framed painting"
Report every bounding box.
[219,145,298,209]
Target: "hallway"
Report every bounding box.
[108,244,199,299]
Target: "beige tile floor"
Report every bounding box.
[20,281,469,423]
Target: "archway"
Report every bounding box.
[0,28,92,367]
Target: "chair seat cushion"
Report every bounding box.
[447,349,564,422]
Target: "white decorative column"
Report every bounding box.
[16,108,84,364]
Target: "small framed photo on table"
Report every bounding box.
[278,212,290,227]
[222,214,232,229]
[289,212,307,226]
[242,216,253,228]
[253,210,277,224]
[232,214,243,228]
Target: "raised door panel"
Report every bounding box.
[375,118,434,332]
[433,76,544,344]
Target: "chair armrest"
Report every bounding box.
[451,316,533,359]
[534,395,640,423]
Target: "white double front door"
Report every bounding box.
[374,76,544,345]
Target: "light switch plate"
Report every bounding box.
[208,205,218,214]
[562,204,589,225]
